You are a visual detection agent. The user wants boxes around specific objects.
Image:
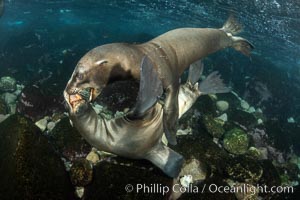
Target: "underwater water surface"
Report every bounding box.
[0,0,300,199]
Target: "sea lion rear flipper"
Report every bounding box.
[163,83,179,145]
[231,36,254,57]
[187,59,203,85]
[145,143,184,178]
[221,15,254,56]
[130,56,163,118]
[199,71,231,95]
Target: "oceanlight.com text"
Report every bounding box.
[125,183,294,196]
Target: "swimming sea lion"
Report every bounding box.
[0,0,4,17]
[64,57,230,177]
[64,16,253,145]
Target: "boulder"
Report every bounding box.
[258,160,281,199]
[49,117,91,161]
[0,114,74,199]
[16,84,64,121]
[202,115,225,138]
[225,156,263,184]
[173,126,230,176]
[228,109,257,128]
[223,128,249,155]
[84,158,172,200]
[179,159,208,183]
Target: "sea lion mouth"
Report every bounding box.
[68,88,94,108]
[63,87,98,114]
[69,93,84,108]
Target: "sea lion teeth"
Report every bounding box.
[89,88,93,102]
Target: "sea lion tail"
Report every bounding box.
[199,71,231,95]
[221,15,255,56]
[146,144,184,178]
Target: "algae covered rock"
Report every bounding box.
[246,146,263,160]
[180,177,236,200]
[258,160,281,199]
[194,95,217,115]
[70,159,93,187]
[233,183,259,200]
[0,76,17,92]
[179,158,208,183]
[223,128,249,155]
[228,109,257,128]
[225,156,263,184]
[173,127,230,175]
[96,80,139,112]
[84,158,172,200]
[49,117,91,161]
[16,84,64,121]
[202,115,225,138]
[0,114,74,199]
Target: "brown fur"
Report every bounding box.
[65,22,253,145]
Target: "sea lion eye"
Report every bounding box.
[76,73,84,80]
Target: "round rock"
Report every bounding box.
[240,100,250,110]
[223,128,249,155]
[216,100,229,112]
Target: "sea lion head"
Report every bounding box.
[64,45,133,112]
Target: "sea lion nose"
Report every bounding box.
[65,82,77,95]
[64,88,74,97]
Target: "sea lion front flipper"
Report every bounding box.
[145,143,184,178]
[163,83,179,145]
[130,56,163,118]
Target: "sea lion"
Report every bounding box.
[64,57,230,177]
[64,16,253,145]
[0,0,4,17]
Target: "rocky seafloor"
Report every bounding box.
[0,75,300,200]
